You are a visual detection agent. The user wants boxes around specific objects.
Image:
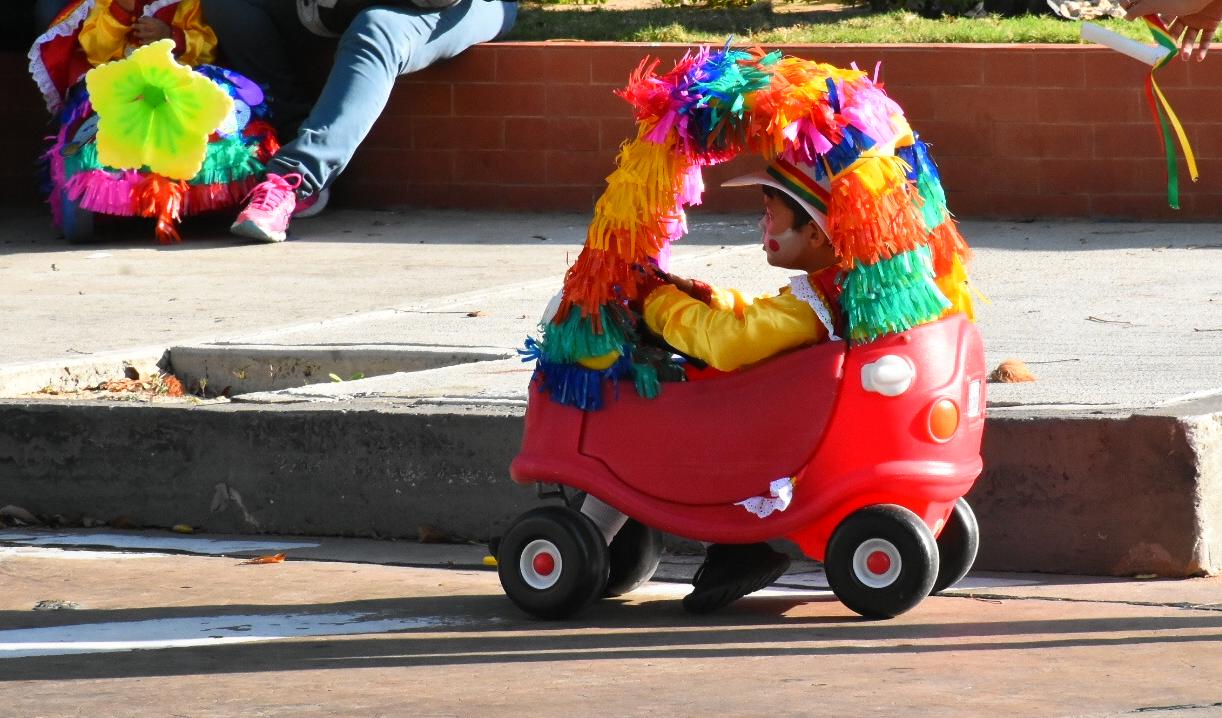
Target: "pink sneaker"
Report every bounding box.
[230,173,302,243]
[293,187,330,219]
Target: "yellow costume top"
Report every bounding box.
[80,0,217,67]
[642,275,837,373]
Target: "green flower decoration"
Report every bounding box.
[85,39,233,181]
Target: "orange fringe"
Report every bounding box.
[927,219,972,276]
[828,158,927,268]
[134,174,187,244]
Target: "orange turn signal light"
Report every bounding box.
[928,398,959,442]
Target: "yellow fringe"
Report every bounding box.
[936,253,975,321]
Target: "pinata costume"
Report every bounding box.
[525,45,975,411]
[30,0,278,243]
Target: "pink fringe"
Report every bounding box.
[60,171,259,220]
[66,170,142,216]
[45,133,67,228]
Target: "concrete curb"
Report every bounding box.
[1,398,1218,577]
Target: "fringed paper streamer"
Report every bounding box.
[840,246,950,345]
[1143,16,1200,209]
[133,174,187,244]
[632,361,661,399]
[750,59,840,161]
[244,119,281,163]
[827,155,927,267]
[563,128,699,317]
[189,135,263,185]
[63,138,102,178]
[66,169,142,216]
[183,175,260,215]
[936,252,974,321]
[522,337,636,411]
[898,138,948,232]
[837,76,910,154]
[926,219,971,277]
[45,132,69,229]
[539,305,630,364]
[688,47,774,156]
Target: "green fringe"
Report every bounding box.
[190,136,263,185]
[694,48,778,150]
[841,246,950,345]
[540,304,630,364]
[64,140,102,177]
[63,135,261,184]
[915,168,948,232]
[632,362,660,399]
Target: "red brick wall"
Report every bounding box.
[5,44,1219,219]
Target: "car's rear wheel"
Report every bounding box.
[605,519,663,596]
[932,497,979,594]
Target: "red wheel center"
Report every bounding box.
[866,550,892,575]
[532,552,556,576]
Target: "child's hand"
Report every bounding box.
[130,17,173,45]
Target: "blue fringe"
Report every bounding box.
[524,339,639,411]
[822,125,876,178]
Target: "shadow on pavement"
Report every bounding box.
[2,593,1220,681]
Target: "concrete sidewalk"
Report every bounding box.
[1,529,1220,717]
[0,207,1219,576]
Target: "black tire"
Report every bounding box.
[825,505,939,619]
[605,519,663,597]
[497,505,609,619]
[61,190,96,244]
[932,498,979,594]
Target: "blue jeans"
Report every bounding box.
[202,0,517,196]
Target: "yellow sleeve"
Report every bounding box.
[707,285,746,316]
[79,0,133,66]
[172,0,217,67]
[643,285,828,372]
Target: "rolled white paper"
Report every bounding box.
[1081,22,1172,66]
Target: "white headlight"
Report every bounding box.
[861,355,915,397]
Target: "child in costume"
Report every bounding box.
[522,46,975,614]
[29,0,279,242]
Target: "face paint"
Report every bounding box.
[760,216,805,267]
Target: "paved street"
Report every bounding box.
[1,531,1220,717]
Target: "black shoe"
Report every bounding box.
[682,543,791,614]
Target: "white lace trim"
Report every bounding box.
[142,0,180,16]
[27,0,97,113]
[789,274,840,341]
[735,477,794,519]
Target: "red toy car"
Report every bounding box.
[498,313,988,619]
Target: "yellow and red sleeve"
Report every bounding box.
[642,283,828,372]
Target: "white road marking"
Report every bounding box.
[0,531,318,555]
[0,612,463,659]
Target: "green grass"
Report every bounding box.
[506,5,1151,43]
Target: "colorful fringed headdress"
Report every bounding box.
[525,44,976,411]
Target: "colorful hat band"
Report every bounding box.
[764,159,829,217]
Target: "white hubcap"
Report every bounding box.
[852,538,902,588]
[520,539,562,590]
